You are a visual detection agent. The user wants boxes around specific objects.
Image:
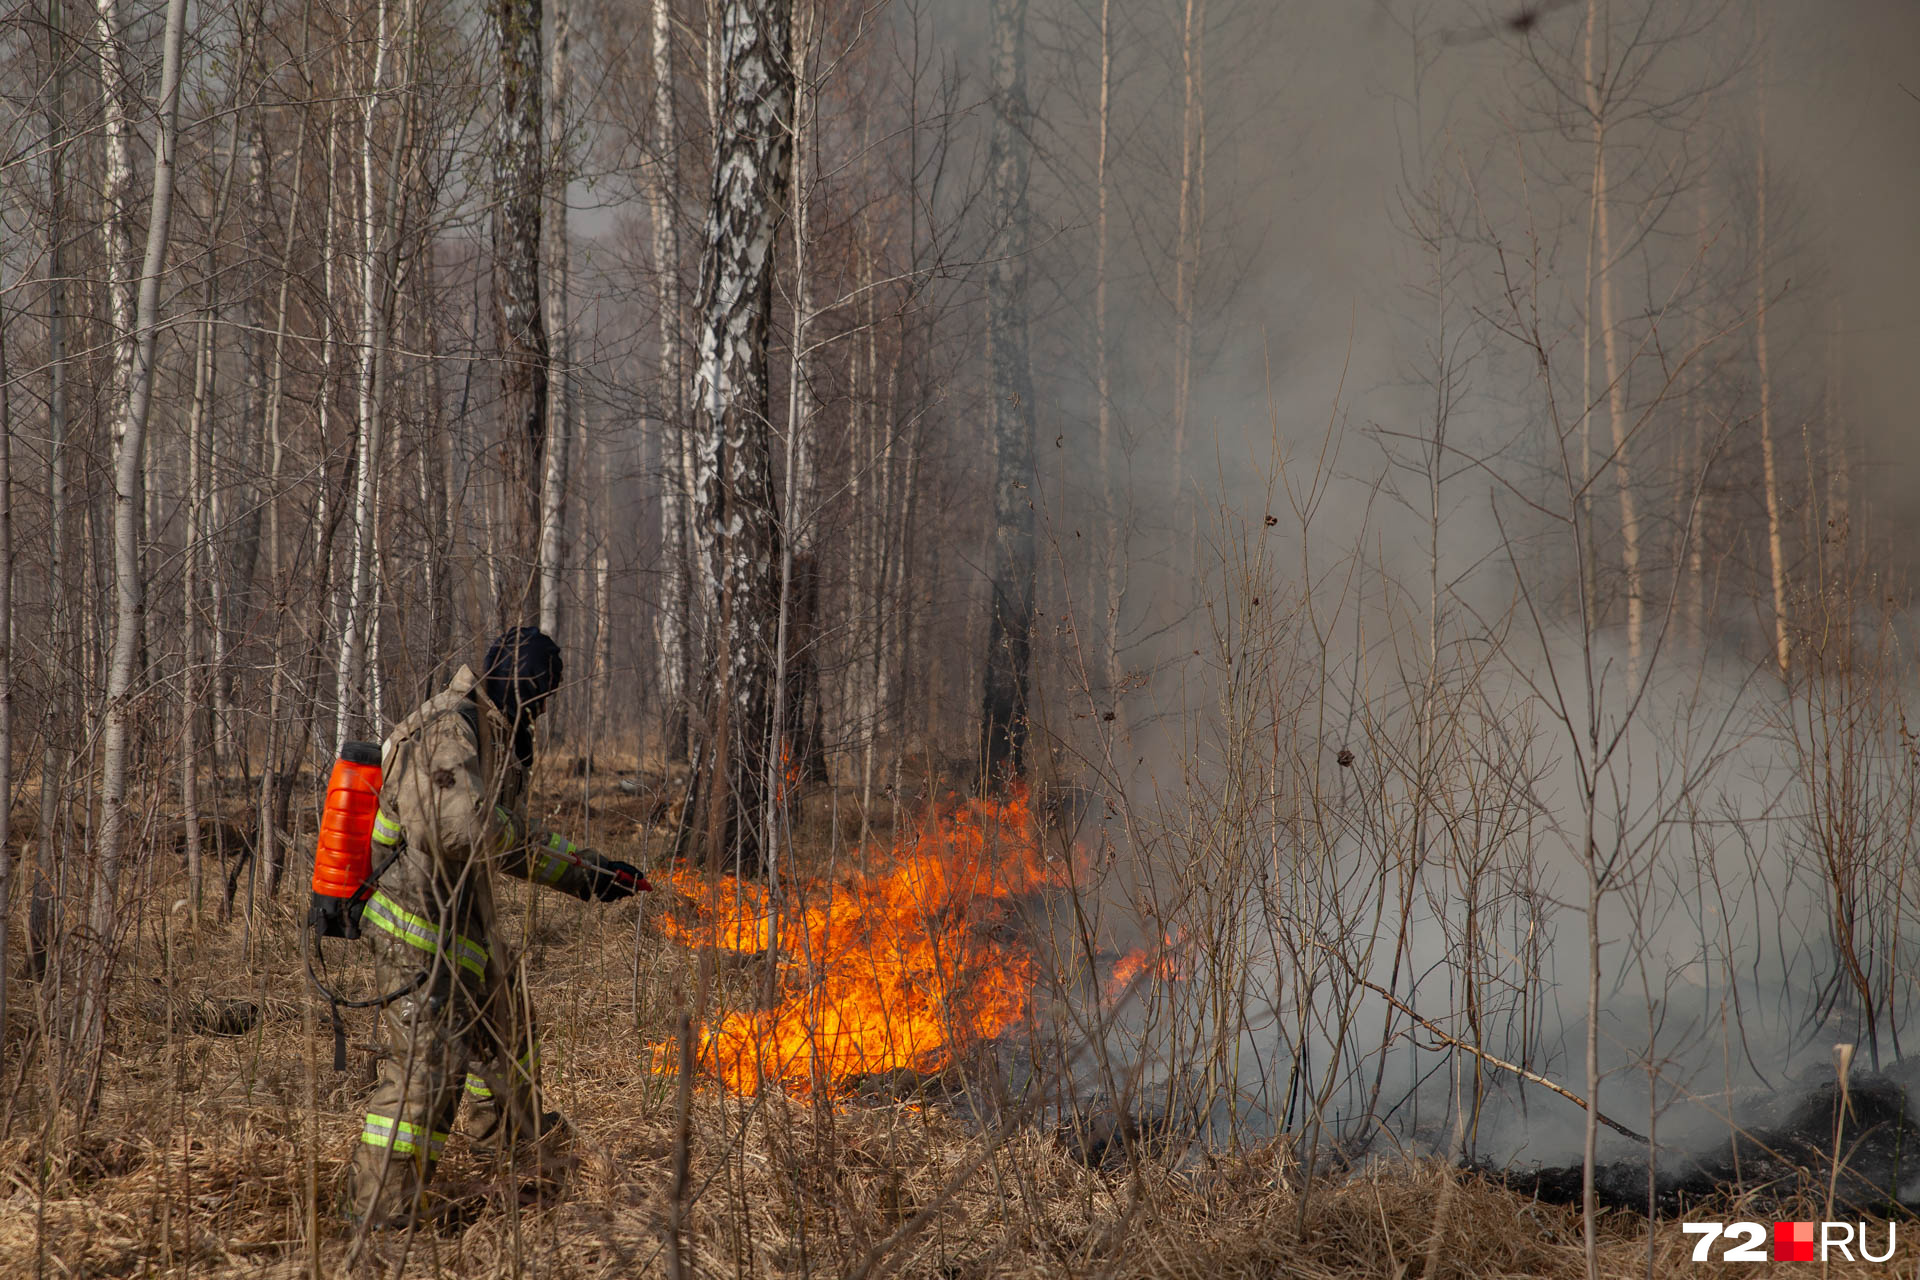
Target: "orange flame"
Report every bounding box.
[1104,932,1182,1004]
[660,786,1066,1096]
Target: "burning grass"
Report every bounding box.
[658,785,1070,1096]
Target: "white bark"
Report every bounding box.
[90,0,188,1096]
[765,0,816,886]
[94,0,137,450]
[335,0,400,748]
[182,308,216,922]
[1583,2,1644,674]
[538,0,573,636]
[688,0,795,870]
[490,0,550,619]
[257,123,307,897]
[593,537,611,727]
[650,0,692,753]
[1754,52,1790,678]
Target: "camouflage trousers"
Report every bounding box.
[344,889,567,1227]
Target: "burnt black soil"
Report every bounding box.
[1493,1074,1920,1217]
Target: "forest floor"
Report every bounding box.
[0,762,1912,1279]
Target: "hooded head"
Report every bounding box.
[480,627,563,769]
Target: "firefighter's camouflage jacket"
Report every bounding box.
[345,663,613,1226]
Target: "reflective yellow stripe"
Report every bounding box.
[493,805,520,855]
[532,833,577,884]
[361,891,488,977]
[372,809,403,847]
[464,1072,492,1099]
[361,1114,448,1158]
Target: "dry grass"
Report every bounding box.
[1,776,1912,1278]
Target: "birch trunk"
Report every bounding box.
[979,0,1036,783]
[182,308,216,922]
[537,0,572,637]
[256,119,308,900]
[87,0,188,1105]
[593,538,612,727]
[491,0,550,623]
[1583,1,1643,672]
[687,0,794,873]
[650,0,693,759]
[335,0,404,748]
[228,0,270,768]
[776,3,824,791]
[336,54,384,745]
[1754,55,1790,678]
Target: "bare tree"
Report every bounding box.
[538,0,574,636]
[979,0,1036,784]
[86,0,189,1107]
[492,0,551,622]
[333,0,412,747]
[1581,0,1646,672]
[1752,32,1789,678]
[649,0,694,760]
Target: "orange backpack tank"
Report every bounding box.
[309,741,383,938]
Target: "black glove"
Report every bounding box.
[309,892,363,940]
[588,859,651,901]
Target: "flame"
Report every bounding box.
[1104,932,1182,1004]
[778,741,803,805]
[659,786,1065,1096]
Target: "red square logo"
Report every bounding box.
[1774,1221,1816,1262]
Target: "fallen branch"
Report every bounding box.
[1315,941,1653,1147]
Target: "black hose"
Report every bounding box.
[303,841,429,1069]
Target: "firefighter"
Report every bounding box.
[345,627,647,1228]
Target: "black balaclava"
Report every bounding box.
[481,627,563,770]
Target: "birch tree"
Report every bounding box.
[648,0,694,759]
[686,0,794,873]
[1581,0,1646,673]
[491,0,551,622]
[86,0,188,1104]
[1752,38,1789,678]
[538,0,573,636]
[334,0,405,747]
[776,0,824,787]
